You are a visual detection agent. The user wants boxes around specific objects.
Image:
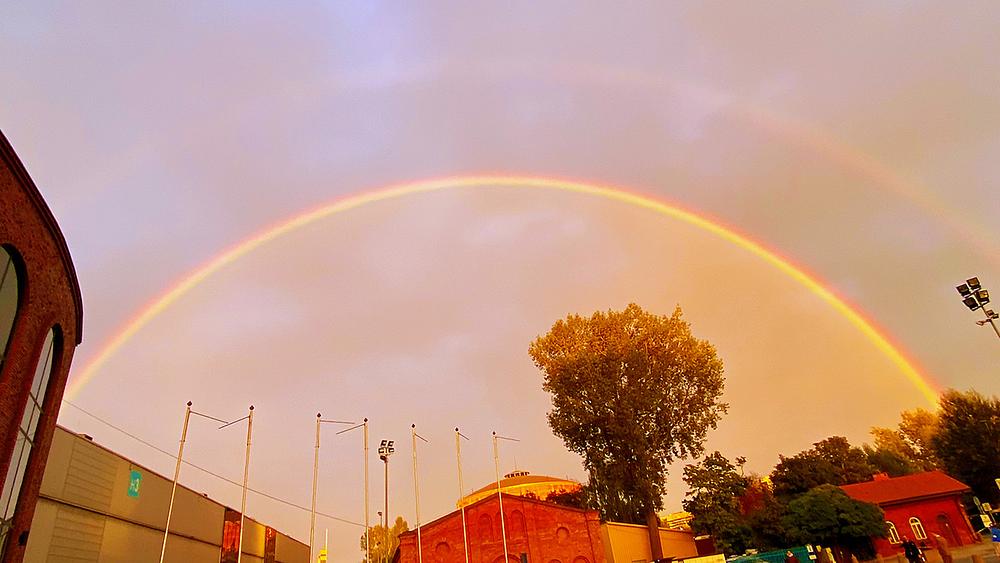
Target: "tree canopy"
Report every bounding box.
[682,452,753,555]
[869,408,940,474]
[360,516,409,563]
[781,485,884,559]
[932,389,1000,504]
[530,304,727,553]
[771,437,875,497]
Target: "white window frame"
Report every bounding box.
[887,521,901,544]
[909,517,927,540]
[1,328,57,555]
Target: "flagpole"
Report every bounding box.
[456,428,470,563]
[238,405,254,563]
[364,418,371,563]
[492,432,509,562]
[411,424,428,563]
[310,413,321,560]
[160,401,192,563]
[311,416,356,561]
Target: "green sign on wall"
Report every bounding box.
[128,470,142,498]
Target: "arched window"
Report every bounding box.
[0,246,22,374]
[1,327,58,554]
[909,517,927,540]
[887,521,901,544]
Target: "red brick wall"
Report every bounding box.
[0,133,82,563]
[398,495,605,563]
[873,496,980,557]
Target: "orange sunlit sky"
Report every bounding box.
[3,3,999,561]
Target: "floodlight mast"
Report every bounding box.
[957,277,1000,340]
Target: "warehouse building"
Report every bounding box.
[22,426,309,563]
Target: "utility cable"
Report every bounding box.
[60,399,364,527]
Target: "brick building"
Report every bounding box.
[397,493,605,563]
[840,471,979,558]
[0,130,84,562]
[396,491,700,563]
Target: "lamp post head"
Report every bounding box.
[968,277,982,291]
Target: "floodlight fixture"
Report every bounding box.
[957,276,1000,340]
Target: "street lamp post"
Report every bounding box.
[309,414,355,562]
[378,438,395,547]
[957,277,1000,340]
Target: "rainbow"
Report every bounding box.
[65,175,939,406]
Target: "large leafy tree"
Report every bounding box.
[530,304,727,558]
[782,485,884,560]
[870,408,941,472]
[360,516,409,563]
[682,452,753,556]
[932,389,1000,504]
[771,437,875,497]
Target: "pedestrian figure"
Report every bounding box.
[991,526,1000,559]
[785,551,801,563]
[932,534,951,563]
[902,537,922,563]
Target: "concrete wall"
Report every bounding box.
[600,522,698,563]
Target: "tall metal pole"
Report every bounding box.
[311,417,355,562]
[412,425,423,563]
[384,457,389,533]
[364,419,371,563]
[984,312,1000,339]
[384,455,390,563]
[492,432,509,562]
[160,401,192,563]
[456,428,470,563]
[310,413,321,561]
[238,405,254,563]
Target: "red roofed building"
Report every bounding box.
[841,471,979,557]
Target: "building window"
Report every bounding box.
[909,517,927,540]
[0,327,58,554]
[887,521,901,544]
[0,246,22,374]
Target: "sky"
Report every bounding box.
[3,2,1000,561]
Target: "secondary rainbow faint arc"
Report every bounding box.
[65,175,939,406]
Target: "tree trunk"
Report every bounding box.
[646,508,664,561]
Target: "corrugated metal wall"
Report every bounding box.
[22,427,308,563]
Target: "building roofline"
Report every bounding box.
[0,129,84,343]
[465,474,580,498]
[400,491,595,538]
[54,424,307,543]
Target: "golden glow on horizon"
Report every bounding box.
[65,176,939,407]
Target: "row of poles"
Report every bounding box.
[157,402,519,563]
[160,402,254,563]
